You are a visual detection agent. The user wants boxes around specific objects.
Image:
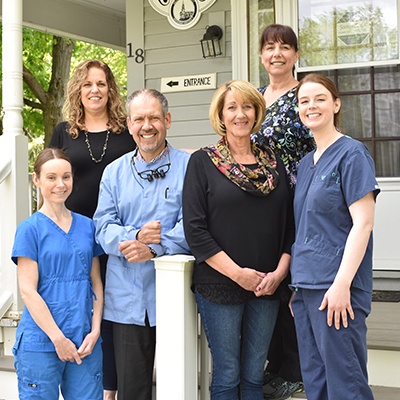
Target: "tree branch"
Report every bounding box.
[23,65,48,105]
[24,98,44,110]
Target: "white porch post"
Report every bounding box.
[231,0,248,80]
[154,255,198,399]
[0,0,28,355]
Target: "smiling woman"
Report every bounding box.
[291,73,380,400]
[11,148,104,400]
[250,24,314,399]
[297,81,341,151]
[33,157,73,210]
[183,80,295,399]
[49,59,136,400]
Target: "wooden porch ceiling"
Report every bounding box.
[0,0,127,50]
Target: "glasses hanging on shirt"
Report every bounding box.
[131,149,171,182]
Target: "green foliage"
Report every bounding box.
[23,28,53,91]
[1,24,127,170]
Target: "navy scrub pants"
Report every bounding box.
[291,287,374,400]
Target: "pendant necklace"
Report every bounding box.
[84,130,110,163]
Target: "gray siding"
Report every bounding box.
[144,0,232,150]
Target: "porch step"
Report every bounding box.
[373,270,400,293]
[291,385,400,399]
[0,356,18,400]
[2,363,400,400]
[0,356,14,372]
[367,300,400,351]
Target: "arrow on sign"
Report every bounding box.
[167,80,179,87]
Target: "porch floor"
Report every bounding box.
[292,385,400,399]
[367,300,400,350]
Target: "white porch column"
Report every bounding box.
[126,0,145,94]
[154,255,198,399]
[0,0,28,355]
[231,0,248,80]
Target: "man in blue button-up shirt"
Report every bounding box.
[94,89,191,400]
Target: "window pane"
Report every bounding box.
[363,140,373,156]
[340,95,372,139]
[248,0,275,87]
[297,70,335,81]
[298,0,399,68]
[375,64,400,90]
[375,93,400,138]
[375,141,400,177]
[337,67,370,92]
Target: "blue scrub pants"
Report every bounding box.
[291,288,374,400]
[195,290,279,400]
[13,340,102,400]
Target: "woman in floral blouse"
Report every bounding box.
[251,24,315,400]
[252,24,314,187]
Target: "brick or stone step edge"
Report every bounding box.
[0,355,14,372]
[372,290,400,302]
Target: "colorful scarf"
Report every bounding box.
[202,137,279,197]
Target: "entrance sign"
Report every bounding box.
[161,73,217,93]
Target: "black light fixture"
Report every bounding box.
[200,25,223,59]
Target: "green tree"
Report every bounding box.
[23,33,74,150]
[1,25,127,168]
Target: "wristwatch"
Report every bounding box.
[148,246,157,258]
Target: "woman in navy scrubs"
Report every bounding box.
[290,73,380,400]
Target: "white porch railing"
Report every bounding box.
[0,159,13,322]
[154,255,210,400]
[0,159,12,185]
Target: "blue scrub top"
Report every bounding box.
[12,212,103,351]
[291,135,380,293]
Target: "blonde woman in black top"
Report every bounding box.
[183,80,294,400]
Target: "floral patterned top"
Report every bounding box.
[251,86,315,187]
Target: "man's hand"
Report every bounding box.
[137,220,161,244]
[119,240,154,263]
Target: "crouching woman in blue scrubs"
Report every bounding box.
[12,148,104,400]
[290,73,380,400]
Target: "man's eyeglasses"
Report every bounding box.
[131,151,171,182]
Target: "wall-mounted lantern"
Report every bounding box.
[200,25,223,58]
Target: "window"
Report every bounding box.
[298,66,400,177]
[298,0,399,70]
[248,0,275,87]
[247,0,400,176]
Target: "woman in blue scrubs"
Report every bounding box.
[12,148,104,400]
[290,73,380,400]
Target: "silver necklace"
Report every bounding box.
[84,130,110,163]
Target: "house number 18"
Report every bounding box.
[127,43,144,64]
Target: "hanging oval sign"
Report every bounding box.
[149,0,217,30]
